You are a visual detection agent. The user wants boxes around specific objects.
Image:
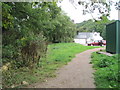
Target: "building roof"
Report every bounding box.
[75,32,93,39]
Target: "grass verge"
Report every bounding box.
[3,43,98,88]
[91,52,119,88]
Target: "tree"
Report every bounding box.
[2,2,76,69]
[69,0,120,21]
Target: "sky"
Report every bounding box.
[57,0,119,23]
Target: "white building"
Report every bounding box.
[74,32,103,45]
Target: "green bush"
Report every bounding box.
[91,53,119,88]
[2,32,47,68]
[92,54,117,68]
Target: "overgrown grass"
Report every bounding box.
[91,52,119,88]
[3,43,98,88]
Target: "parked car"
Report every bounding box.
[92,40,101,46]
[87,40,106,46]
[102,40,106,45]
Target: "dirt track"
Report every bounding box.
[28,48,103,88]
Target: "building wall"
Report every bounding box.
[74,39,86,44]
[92,32,103,41]
[74,32,103,45]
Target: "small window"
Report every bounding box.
[94,34,97,36]
[94,40,99,43]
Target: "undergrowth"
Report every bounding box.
[91,52,119,88]
[3,43,98,88]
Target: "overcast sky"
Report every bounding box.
[58,0,118,23]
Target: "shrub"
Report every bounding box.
[91,53,119,88]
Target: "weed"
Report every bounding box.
[91,52,119,88]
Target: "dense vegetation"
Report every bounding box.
[2,2,77,88]
[2,2,76,69]
[91,52,119,88]
[3,43,97,88]
[76,17,115,39]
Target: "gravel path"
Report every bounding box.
[28,48,103,88]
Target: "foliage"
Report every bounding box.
[2,43,98,88]
[69,0,119,20]
[91,52,119,88]
[2,2,77,88]
[2,2,76,69]
[76,19,95,32]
